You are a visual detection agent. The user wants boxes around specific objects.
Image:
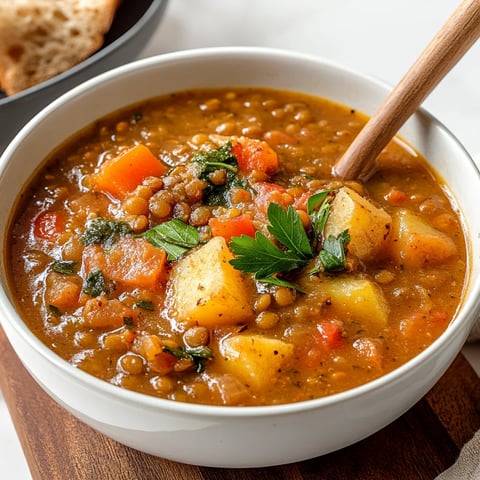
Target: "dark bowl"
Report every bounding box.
[0,0,168,153]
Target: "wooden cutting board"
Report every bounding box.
[0,325,479,480]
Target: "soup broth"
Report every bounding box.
[8,87,467,406]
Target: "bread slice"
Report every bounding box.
[0,0,120,96]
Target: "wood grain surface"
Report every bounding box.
[0,325,479,480]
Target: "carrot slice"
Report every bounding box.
[104,237,167,289]
[232,137,279,175]
[94,144,168,199]
[209,214,256,242]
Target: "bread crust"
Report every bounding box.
[0,0,120,96]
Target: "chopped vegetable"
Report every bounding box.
[253,182,292,213]
[81,217,132,248]
[94,144,168,199]
[82,296,137,329]
[209,214,256,243]
[219,334,294,388]
[138,218,199,260]
[324,187,391,261]
[168,237,254,327]
[100,237,167,289]
[33,211,65,241]
[231,137,279,175]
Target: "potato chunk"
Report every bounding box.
[388,209,457,268]
[219,335,294,388]
[300,275,389,330]
[168,237,254,327]
[324,187,391,261]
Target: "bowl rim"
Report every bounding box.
[0,0,168,106]
[2,46,480,418]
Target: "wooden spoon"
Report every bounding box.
[333,0,480,181]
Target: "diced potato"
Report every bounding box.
[300,274,389,329]
[219,334,294,388]
[388,209,457,268]
[168,237,254,327]
[324,187,392,261]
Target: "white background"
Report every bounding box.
[1,1,480,478]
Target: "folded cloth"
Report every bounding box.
[435,430,480,480]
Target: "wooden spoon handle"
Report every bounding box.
[333,0,480,180]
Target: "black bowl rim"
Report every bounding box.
[0,0,168,106]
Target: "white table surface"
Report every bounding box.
[1,1,480,478]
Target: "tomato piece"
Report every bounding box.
[33,211,65,241]
[316,320,345,350]
[232,137,279,175]
[209,214,256,242]
[253,182,293,213]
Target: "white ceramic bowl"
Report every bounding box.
[0,0,168,154]
[1,47,480,468]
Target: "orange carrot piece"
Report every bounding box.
[104,237,167,289]
[232,137,279,175]
[83,296,137,329]
[209,214,256,242]
[94,144,168,199]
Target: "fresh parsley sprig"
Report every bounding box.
[230,203,312,290]
[230,194,350,289]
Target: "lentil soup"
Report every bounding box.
[7,88,467,406]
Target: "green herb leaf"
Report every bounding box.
[81,218,132,247]
[267,203,312,259]
[52,260,77,275]
[230,232,306,279]
[318,230,350,271]
[123,316,136,330]
[49,304,62,316]
[83,269,114,297]
[307,190,335,249]
[135,300,154,311]
[193,142,238,174]
[193,142,247,206]
[163,345,214,373]
[259,275,305,293]
[139,218,199,261]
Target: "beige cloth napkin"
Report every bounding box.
[434,319,480,480]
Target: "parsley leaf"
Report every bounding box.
[307,190,334,250]
[52,260,77,275]
[267,203,312,259]
[230,195,350,287]
[81,218,132,247]
[83,269,114,297]
[319,230,350,271]
[139,218,199,261]
[230,232,306,279]
[193,142,246,206]
[135,300,154,311]
[162,345,213,373]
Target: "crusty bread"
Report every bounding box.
[0,0,120,96]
